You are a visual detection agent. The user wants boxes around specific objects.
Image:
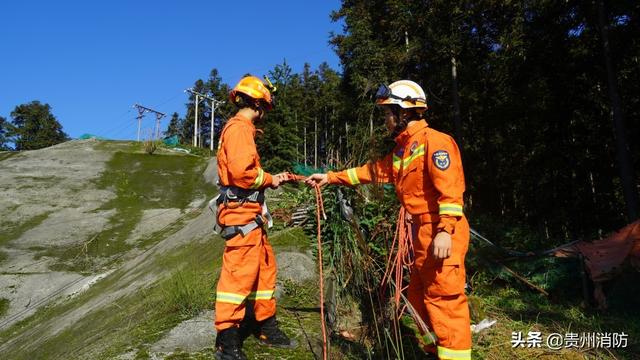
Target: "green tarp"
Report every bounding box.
[163,135,179,147]
[79,134,107,140]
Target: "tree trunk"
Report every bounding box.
[597,0,639,222]
[450,54,463,147]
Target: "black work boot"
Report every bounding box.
[257,316,298,348]
[215,327,247,360]
[238,315,258,344]
[238,301,258,344]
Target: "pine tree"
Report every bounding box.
[10,101,68,150]
[164,112,181,138]
[0,116,13,150]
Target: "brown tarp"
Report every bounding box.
[552,220,640,282]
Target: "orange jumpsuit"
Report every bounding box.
[215,114,277,332]
[327,120,471,360]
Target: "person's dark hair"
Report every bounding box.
[232,93,270,112]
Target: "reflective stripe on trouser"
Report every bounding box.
[407,217,471,359]
[215,227,277,331]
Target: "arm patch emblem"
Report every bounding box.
[432,150,450,170]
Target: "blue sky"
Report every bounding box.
[0,0,342,140]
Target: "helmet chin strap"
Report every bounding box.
[390,106,408,137]
[255,108,264,121]
[391,123,407,138]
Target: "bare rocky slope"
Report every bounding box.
[0,140,321,360]
[0,140,208,330]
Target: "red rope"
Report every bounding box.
[380,207,414,317]
[287,172,328,359]
[314,184,329,360]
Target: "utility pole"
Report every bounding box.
[184,89,201,147]
[195,94,200,147]
[185,88,224,151]
[133,104,165,141]
[154,113,162,139]
[304,126,307,167]
[135,106,145,142]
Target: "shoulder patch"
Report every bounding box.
[432,150,450,170]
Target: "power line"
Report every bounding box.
[152,93,184,111]
[89,109,133,139]
[133,104,166,141]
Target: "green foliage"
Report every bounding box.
[162,268,213,318]
[9,101,69,150]
[0,298,9,318]
[142,139,159,155]
[179,69,235,148]
[298,183,404,354]
[164,112,181,139]
[0,116,12,150]
[256,60,345,173]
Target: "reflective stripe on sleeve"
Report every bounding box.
[346,168,360,185]
[250,168,265,189]
[439,203,464,216]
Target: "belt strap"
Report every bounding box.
[217,186,265,205]
[210,184,271,238]
[220,215,266,240]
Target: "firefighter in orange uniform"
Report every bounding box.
[306,80,472,360]
[214,75,296,360]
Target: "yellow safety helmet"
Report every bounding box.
[229,75,275,111]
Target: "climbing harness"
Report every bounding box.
[209,183,273,239]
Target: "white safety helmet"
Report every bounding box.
[375,80,428,110]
